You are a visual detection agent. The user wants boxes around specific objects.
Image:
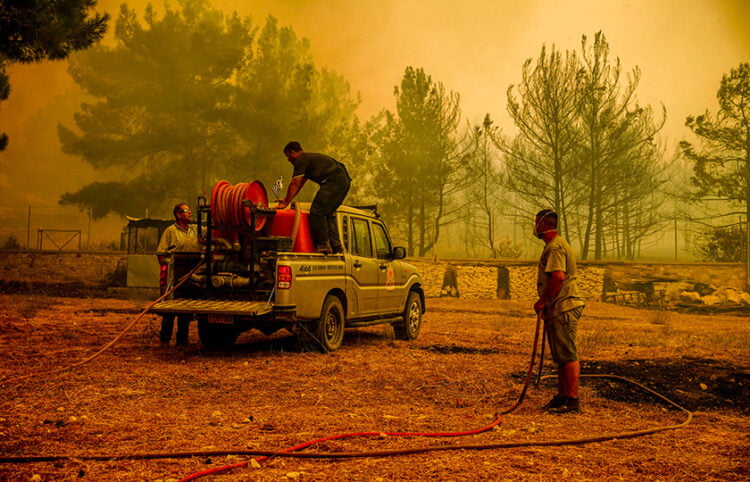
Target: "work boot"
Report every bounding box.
[540,395,567,411]
[548,397,582,414]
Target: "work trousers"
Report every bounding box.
[160,315,191,346]
[309,167,351,251]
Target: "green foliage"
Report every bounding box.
[681,63,749,204]
[371,67,463,256]
[502,32,668,260]
[1,235,21,250]
[680,63,750,260]
[0,0,108,63]
[504,44,582,237]
[695,225,746,262]
[60,181,150,219]
[60,0,252,218]
[0,0,108,151]
[230,16,361,183]
[461,115,509,257]
[59,1,361,218]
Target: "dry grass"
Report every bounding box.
[0,295,748,481]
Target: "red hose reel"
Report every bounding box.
[209,179,314,252]
[210,180,269,239]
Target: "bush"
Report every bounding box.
[695,225,745,262]
[1,235,21,250]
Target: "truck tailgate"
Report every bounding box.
[151,299,273,316]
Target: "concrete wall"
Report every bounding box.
[0,251,745,302]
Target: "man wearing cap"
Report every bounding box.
[533,209,585,414]
[277,141,351,254]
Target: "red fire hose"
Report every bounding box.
[177,312,547,481]
[0,312,693,475]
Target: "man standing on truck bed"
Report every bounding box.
[277,141,351,254]
[156,203,200,347]
[533,209,585,414]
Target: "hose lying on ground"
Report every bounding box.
[0,312,693,481]
[0,261,204,388]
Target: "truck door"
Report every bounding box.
[346,216,380,315]
[371,221,401,313]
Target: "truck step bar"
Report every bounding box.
[151,299,273,316]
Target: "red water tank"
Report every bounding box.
[265,207,314,253]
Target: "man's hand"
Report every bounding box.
[533,299,546,314]
[276,199,288,209]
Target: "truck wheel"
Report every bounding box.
[393,291,422,340]
[198,318,239,350]
[300,295,345,353]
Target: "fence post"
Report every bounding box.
[26,205,31,249]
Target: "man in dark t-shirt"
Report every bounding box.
[277,141,351,254]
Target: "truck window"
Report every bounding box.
[341,215,349,251]
[372,222,392,259]
[351,218,372,257]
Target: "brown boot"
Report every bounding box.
[548,397,582,414]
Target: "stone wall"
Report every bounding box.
[409,259,606,301]
[0,251,745,304]
[408,258,746,302]
[0,250,127,287]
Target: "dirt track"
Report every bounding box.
[0,294,748,481]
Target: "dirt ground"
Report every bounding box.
[0,294,748,481]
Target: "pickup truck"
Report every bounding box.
[151,199,425,352]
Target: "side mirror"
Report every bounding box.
[392,246,406,260]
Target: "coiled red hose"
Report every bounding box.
[210,180,268,233]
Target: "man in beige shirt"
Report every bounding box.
[533,209,585,414]
[156,203,199,347]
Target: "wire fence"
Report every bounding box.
[0,205,121,251]
[0,204,744,262]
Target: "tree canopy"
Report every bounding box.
[58,0,361,219]
[680,62,750,262]
[0,0,108,150]
[501,32,668,260]
[371,66,464,256]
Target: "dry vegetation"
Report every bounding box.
[0,294,748,481]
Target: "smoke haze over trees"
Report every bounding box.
[0,1,746,261]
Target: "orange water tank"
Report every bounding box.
[265,208,314,253]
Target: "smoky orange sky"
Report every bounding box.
[3,0,749,143]
[0,0,748,247]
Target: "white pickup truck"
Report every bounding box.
[151,201,425,352]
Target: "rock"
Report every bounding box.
[680,291,701,303]
[722,288,741,304]
[701,295,720,306]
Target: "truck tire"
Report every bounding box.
[198,318,239,350]
[299,295,345,353]
[393,291,422,341]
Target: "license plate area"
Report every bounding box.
[208,314,234,325]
